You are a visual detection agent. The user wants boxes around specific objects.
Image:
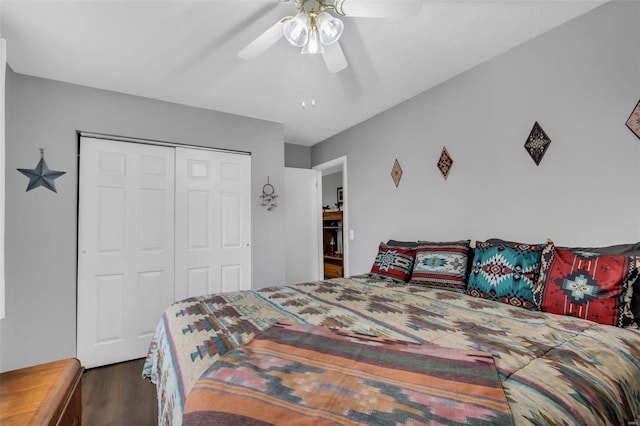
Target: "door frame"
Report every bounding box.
[313,156,349,278]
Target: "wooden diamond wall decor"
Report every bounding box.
[524,121,551,166]
[437,147,453,180]
[391,159,403,188]
[625,100,640,140]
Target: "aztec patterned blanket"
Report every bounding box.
[143,275,640,425]
[182,322,513,425]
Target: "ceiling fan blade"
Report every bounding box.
[238,18,289,60]
[322,42,348,74]
[335,1,424,19]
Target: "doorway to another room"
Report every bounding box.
[313,156,349,280]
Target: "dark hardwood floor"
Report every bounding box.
[82,358,157,426]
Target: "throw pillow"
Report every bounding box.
[565,242,640,328]
[533,240,638,327]
[633,276,640,326]
[386,240,421,249]
[370,243,416,282]
[409,240,471,292]
[467,241,543,310]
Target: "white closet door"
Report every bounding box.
[77,137,175,368]
[174,148,252,300]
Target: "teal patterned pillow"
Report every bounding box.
[467,241,543,310]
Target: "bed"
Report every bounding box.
[143,273,640,425]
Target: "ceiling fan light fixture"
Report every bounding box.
[283,12,310,47]
[301,27,325,55]
[317,12,343,46]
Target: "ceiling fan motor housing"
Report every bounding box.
[293,0,346,16]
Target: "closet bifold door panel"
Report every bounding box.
[174,148,252,301]
[77,137,176,368]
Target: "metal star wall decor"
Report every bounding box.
[17,149,66,193]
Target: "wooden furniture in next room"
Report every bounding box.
[322,210,343,279]
[0,358,84,425]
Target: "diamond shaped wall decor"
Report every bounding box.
[524,121,551,166]
[391,159,403,188]
[437,147,453,180]
[625,100,640,140]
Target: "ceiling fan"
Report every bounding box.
[238,0,424,74]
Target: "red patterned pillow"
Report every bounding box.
[370,244,416,282]
[534,240,637,327]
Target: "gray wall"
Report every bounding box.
[1,69,286,372]
[284,143,311,168]
[312,1,640,276]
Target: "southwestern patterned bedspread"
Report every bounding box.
[143,275,640,425]
[183,323,513,425]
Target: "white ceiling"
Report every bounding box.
[1,0,605,146]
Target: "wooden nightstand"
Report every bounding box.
[0,358,84,425]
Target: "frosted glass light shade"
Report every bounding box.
[317,12,343,46]
[283,13,310,47]
[301,27,325,54]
